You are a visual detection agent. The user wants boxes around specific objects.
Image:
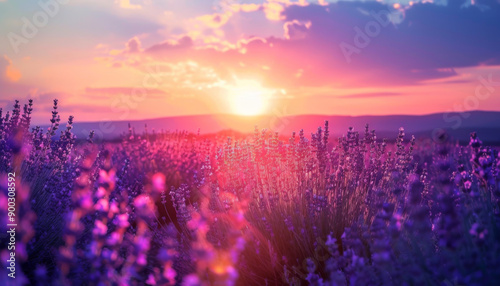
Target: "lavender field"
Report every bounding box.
[1,99,500,286]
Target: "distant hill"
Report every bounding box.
[43,111,500,144]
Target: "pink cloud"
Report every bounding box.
[196,12,233,29]
[85,87,168,97]
[2,55,21,82]
[234,3,261,13]
[146,36,194,53]
[283,20,311,40]
[107,1,500,94]
[339,92,403,99]
[126,37,142,53]
[115,0,142,10]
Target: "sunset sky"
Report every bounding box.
[1,0,500,125]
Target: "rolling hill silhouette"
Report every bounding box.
[57,111,500,144]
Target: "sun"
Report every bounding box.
[232,89,266,116]
[226,79,273,116]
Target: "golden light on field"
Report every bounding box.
[226,79,273,116]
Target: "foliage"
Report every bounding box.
[1,100,499,285]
